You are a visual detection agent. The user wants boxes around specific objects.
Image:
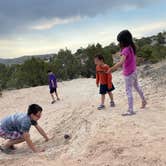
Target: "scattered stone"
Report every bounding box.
[64,134,71,140]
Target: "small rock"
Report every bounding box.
[64,134,71,140]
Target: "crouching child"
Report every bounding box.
[0,104,49,154]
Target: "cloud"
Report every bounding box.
[30,16,82,30]
[133,21,166,37]
[0,0,158,36]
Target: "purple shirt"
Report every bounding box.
[48,74,57,89]
[121,46,136,76]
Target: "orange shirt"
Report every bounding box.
[96,64,112,88]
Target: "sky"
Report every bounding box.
[0,0,166,58]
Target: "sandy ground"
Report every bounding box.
[0,61,166,166]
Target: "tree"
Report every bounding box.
[0,32,165,90]
[0,64,7,89]
[51,49,80,80]
[157,32,165,44]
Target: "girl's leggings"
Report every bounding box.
[124,71,145,112]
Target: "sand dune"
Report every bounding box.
[0,61,166,166]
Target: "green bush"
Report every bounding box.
[0,32,165,90]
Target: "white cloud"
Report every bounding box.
[1,19,165,58]
[133,21,166,37]
[30,16,82,30]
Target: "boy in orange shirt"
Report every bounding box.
[94,54,115,110]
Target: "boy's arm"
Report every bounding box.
[108,55,126,72]
[35,125,49,141]
[96,72,99,87]
[51,80,55,88]
[23,132,39,153]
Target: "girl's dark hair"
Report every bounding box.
[117,30,136,54]
[95,54,105,62]
[27,104,43,116]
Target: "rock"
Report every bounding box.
[64,134,71,140]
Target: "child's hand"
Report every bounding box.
[36,148,45,153]
[45,138,49,142]
[96,83,99,87]
[45,135,54,142]
[106,68,112,73]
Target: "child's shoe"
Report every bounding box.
[51,100,56,104]
[141,100,147,109]
[97,105,105,110]
[122,111,136,116]
[0,145,12,154]
[110,101,115,107]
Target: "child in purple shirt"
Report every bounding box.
[47,70,60,104]
[108,30,146,115]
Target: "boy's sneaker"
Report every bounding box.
[110,101,115,107]
[97,105,105,110]
[51,100,56,104]
[0,146,12,154]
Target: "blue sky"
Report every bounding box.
[0,0,165,58]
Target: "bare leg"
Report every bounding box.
[51,93,56,103]
[55,92,60,100]
[108,92,114,102]
[108,92,115,107]
[4,138,25,149]
[101,94,105,105]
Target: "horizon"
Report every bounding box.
[0,30,165,60]
[0,0,166,58]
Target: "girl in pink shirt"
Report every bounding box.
[108,30,146,115]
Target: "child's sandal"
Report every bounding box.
[141,100,147,109]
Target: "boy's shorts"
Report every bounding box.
[0,126,22,140]
[100,84,115,95]
[50,87,57,94]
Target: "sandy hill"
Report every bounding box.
[0,61,166,166]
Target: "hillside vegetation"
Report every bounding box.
[0,32,165,90]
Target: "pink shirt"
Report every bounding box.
[121,46,136,76]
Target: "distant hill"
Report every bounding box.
[0,31,165,66]
[0,31,165,91]
[0,54,56,65]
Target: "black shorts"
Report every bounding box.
[99,84,115,95]
[50,88,57,94]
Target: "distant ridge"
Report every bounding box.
[0,54,55,65]
[0,31,165,65]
